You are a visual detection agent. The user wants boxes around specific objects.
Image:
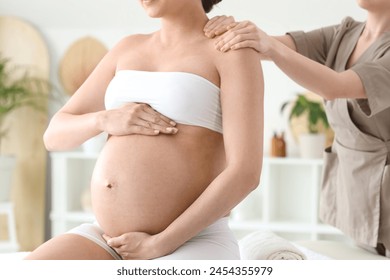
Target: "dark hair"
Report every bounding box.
[202,0,222,13]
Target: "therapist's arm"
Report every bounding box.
[265,35,366,100]
[204,17,366,100]
[204,17,297,58]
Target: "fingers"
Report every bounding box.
[229,40,261,52]
[110,246,131,260]
[139,105,178,134]
[125,103,178,135]
[129,125,161,136]
[142,105,176,127]
[204,15,236,38]
[204,15,222,28]
[103,233,127,253]
[102,234,112,244]
[216,21,253,43]
[217,34,258,52]
[104,235,123,248]
[204,16,225,33]
[135,119,178,135]
[214,21,261,52]
[103,233,142,260]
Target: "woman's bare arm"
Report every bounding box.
[158,48,264,256]
[105,48,264,259]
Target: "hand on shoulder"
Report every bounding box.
[205,15,271,55]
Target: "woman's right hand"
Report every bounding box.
[99,103,178,136]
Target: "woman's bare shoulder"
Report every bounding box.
[217,47,259,68]
[111,33,154,54]
[201,36,260,70]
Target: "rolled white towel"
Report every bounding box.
[239,230,307,260]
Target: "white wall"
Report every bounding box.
[0,0,366,155]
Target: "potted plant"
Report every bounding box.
[0,54,51,201]
[281,93,331,158]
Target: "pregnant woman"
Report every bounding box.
[26,0,264,260]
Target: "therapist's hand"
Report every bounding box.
[103,232,168,260]
[99,103,178,137]
[205,16,272,55]
[204,15,236,38]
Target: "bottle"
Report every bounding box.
[271,132,286,157]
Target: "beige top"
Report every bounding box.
[288,17,390,249]
[289,17,390,141]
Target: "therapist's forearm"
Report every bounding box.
[258,35,297,60]
[274,35,297,52]
[269,38,341,99]
[268,37,365,100]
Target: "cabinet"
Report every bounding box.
[230,157,347,242]
[50,153,347,242]
[50,152,96,237]
[0,156,18,252]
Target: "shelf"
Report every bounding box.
[229,220,340,235]
[264,156,323,166]
[0,241,19,253]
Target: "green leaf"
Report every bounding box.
[283,93,329,133]
[0,53,58,143]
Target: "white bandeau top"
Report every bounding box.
[105,70,222,133]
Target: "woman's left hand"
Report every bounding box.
[103,232,166,260]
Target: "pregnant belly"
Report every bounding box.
[90,128,224,237]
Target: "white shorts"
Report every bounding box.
[67,217,240,260]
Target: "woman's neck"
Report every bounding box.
[157,8,208,47]
[364,11,390,39]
